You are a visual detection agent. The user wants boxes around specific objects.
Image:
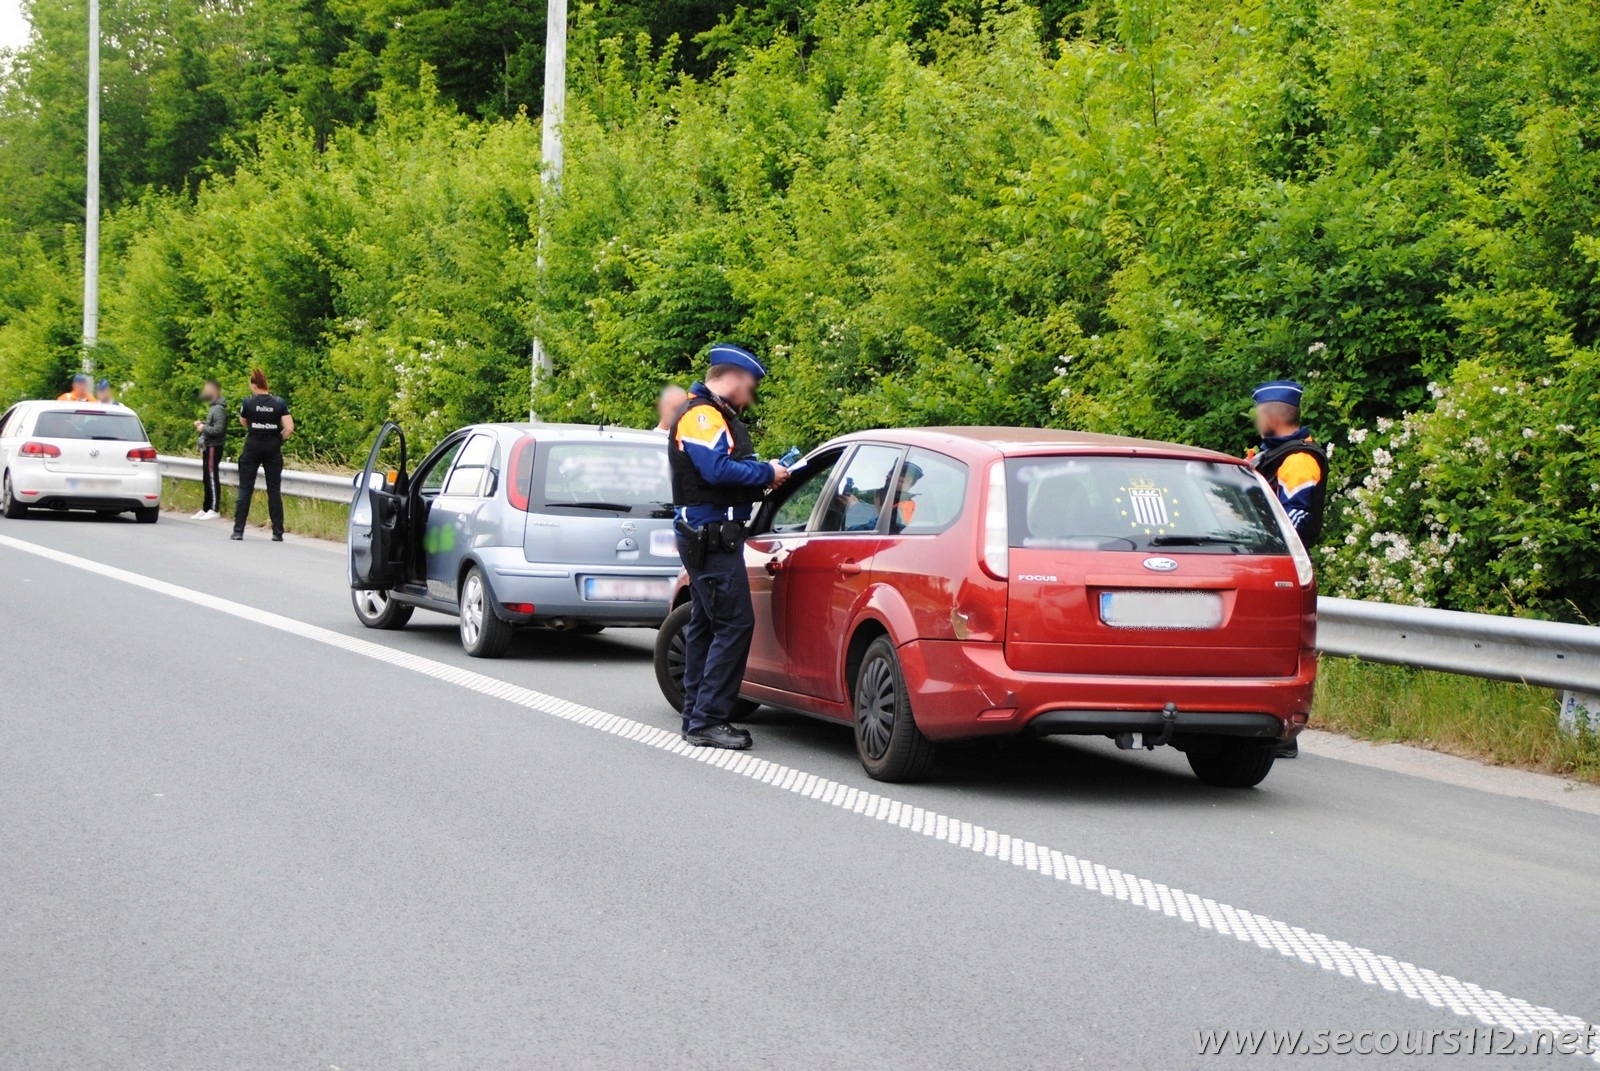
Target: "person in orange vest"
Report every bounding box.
[1246,379,1328,761]
[57,374,95,402]
[890,460,923,531]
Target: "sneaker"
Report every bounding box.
[191,509,210,520]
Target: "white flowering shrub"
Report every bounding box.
[1320,351,1600,621]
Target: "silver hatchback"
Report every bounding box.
[347,422,680,656]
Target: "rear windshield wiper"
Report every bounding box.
[557,501,635,512]
[1148,534,1245,548]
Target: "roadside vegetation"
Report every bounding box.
[1314,658,1600,784]
[0,0,1597,624]
[160,478,349,542]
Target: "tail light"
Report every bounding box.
[980,459,1008,580]
[506,436,536,511]
[1255,472,1315,587]
[19,441,60,458]
[127,447,157,462]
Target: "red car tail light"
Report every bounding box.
[506,436,536,511]
[979,459,1008,580]
[126,447,158,462]
[19,441,60,458]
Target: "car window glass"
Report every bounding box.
[443,434,496,497]
[34,410,146,441]
[417,440,465,496]
[816,444,904,533]
[536,441,673,517]
[891,449,968,534]
[0,408,17,437]
[760,453,842,534]
[1006,456,1287,554]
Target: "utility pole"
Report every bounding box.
[530,0,567,418]
[81,0,99,374]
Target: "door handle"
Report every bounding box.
[765,556,785,576]
[837,561,863,576]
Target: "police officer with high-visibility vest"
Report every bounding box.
[1248,379,1328,759]
[667,344,790,750]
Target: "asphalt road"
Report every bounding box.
[2,513,1597,1069]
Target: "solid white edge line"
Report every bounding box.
[3,530,1597,1062]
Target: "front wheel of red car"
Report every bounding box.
[853,636,937,783]
[1185,738,1277,788]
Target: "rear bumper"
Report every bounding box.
[480,548,678,625]
[10,462,161,510]
[896,638,1316,743]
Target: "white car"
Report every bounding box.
[0,400,163,522]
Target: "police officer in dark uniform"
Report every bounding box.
[667,344,790,749]
[231,368,295,542]
[1248,379,1328,759]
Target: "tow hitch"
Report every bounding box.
[1114,703,1179,751]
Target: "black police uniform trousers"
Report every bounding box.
[676,536,754,735]
[233,436,285,536]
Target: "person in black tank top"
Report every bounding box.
[231,368,296,541]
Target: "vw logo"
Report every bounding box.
[88,448,99,458]
[1142,556,1179,572]
[619,520,637,536]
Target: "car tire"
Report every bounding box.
[2,472,28,518]
[1186,738,1277,788]
[351,587,415,630]
[459,565,513,658]
[852,635,937,783]
[134,506,160,524]
[653,601,760,720]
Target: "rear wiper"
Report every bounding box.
[1149,534,1243,548]
[560,501,634,512]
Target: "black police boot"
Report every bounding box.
[683,723,753,750]
[229,531,243,541]
[1274,738,1299,759]
[271,532,284,542]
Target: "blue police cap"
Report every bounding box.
[708,343,766,381]
[96,378,110,391]
[1253,380,1304,407]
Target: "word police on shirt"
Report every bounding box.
[241,395,290,439]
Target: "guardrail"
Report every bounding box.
[157,454,354,504]
[158,455,1600,700]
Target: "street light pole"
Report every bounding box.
[81,0,99,373]
[530,0,567,418]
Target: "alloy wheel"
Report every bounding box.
[855,657,897,760]
[461,573,484,647]
[667,627,687,692]
[356,589,390,620]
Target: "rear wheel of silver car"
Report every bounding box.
[653,601,759,720]
[351,587,414,631]
[1186,738,1276,788]
[2,472,28,518]
[853,635,937,783]
[459,565,513,658]
[134,506,160,524]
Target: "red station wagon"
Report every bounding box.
[655,428,1317,788]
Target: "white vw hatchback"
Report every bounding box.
[0,401,163,522]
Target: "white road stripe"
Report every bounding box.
[4,530,1596,1059]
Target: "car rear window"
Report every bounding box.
[1006,455,1288,555]
[535,441,672,518]
[34,410,146,442]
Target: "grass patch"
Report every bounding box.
[1314,657,1600,784]
[161,477,349,542]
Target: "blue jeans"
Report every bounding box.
[678,537,754,734]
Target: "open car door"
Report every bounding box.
[348,422,409,590]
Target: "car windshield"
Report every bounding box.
[1006,455,1288,555]
[34,410,146,442]
[536,441,672,518]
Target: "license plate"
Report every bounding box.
[649,528,678,558]
[1099,590,1223,630]
[583,576,673,602]
[66,478,118,493]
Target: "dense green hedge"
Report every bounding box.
[0,0,1597,618]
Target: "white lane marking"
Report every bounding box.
[4,530,1597,1058]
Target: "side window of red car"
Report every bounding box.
[816,444,904,533]
[763,452,843,534]
[889,449,968,534]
